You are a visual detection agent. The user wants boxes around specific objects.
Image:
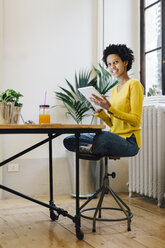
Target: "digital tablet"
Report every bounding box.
[78,86,103,110]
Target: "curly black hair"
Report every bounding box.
[102,44,134,71]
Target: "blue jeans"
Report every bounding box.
[63,131,139,157]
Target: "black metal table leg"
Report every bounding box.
[0,126,103,240]
[75,133,84,240]
[48,133,58,221]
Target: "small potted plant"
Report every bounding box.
[0,89,23,124]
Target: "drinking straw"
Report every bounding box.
[42,90,47,115]
[44,90,47,105]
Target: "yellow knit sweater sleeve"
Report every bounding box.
[94,109,113,127]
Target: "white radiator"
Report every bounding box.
[129,104,165,207]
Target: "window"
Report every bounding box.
[140,0,165,95]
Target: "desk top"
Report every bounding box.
[0,123,105,129]
[0,123,105,134]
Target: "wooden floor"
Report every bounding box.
[0,193,165,248]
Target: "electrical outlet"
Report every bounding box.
[8,163,19,172]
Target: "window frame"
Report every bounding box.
[140,0,165,95]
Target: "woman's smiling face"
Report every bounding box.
[106,54,128,79]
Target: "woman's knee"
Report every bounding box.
[63,134,94,152]
[63,135,75,151]
[93,131,113,147]
[129,146,139,157]
[92,131,112,154]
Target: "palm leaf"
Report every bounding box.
[64,100,90,124]
[58,87,75,100]
[55,92,73,104]
[99,63,111,79]
[75,69,91,89]
[93,64,118,95]
[65,79,77,95]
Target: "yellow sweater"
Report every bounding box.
[95,79,144,148]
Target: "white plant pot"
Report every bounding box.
[66,150,102,198]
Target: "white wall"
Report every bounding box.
[2,0,98,198]
[104,0,140,79]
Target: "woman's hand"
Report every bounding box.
[90,94,111,112]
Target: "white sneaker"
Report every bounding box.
[79,146,93,154]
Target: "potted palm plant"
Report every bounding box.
[55,65,118,197]
[0,89,23,124]
[55,69,96,124]
[55,64,118,124]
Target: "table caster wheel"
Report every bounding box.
[76,230,84,240]
[127,226,131,231]
[50,211,58,221]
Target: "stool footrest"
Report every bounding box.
[80,207,133,222]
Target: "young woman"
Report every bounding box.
[63,44,144,158]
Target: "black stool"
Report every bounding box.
[79,154,133,232]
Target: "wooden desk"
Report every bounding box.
[0,123,105,240]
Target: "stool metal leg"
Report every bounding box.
[80,157,133,232]
[107,185,133,231]
[99,157,109,218]
[79,187,103,211]
[92,186,106,232]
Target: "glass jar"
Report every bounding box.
[39,105,50,124]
